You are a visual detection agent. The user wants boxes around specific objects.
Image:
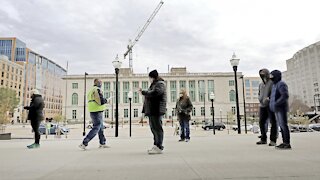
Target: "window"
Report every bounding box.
[142,81,149,90]
[0,80,3,85]
[133,81,139,103]
[72,110,77,119]
[245,79,250,87]
[231,107,236,115]
[123,81,130,103]
[201,107,205,116]
[208,80,214,100]
[189,80,196,101]
[198,80,205,102]
[134,109,138,117]
[72,93,78,105]
[179,80,186,90]
[192,107,196,116]
[105,109,109,118]
[251,81,260,88]
[229,90,236,102]
[1,72,4,77]
[172,108,177,116]
[170,81,177,102]
[72,83,78,89]
[124,109,129,118]
[2,64,4,69]
[229,80,235,86]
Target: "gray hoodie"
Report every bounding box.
[258,69,273,108]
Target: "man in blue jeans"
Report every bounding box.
[269,70,291,150]
[79,79,109,150]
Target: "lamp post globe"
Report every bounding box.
[113,54,122,137]
[230,53,241,134]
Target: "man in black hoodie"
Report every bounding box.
[140,70,167,154]
[24,89,44,149]
[269,70,291,149]
[257,69,278,146]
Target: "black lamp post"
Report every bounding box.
[83,72,88,136]
[230,53,241,134]
[240,75,247,134]
[112,55,122,137]
[210,92,215,135]
[128,91,133,137]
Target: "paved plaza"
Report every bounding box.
[0,125,320,180]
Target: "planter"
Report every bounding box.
[0,133,11,140]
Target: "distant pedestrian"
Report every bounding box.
[140,70,167,154]
[79,79,109,150]
[269,70,291,150]
[24,89,44,149]
[256,69,278,146]
[176,89,193,142]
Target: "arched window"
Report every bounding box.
[72,93,78,105]
[229,90,236,102]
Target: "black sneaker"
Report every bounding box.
[256,140,267,145]
[178,139,185,142]
[276,143,292,150]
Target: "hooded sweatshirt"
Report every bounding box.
[258,69,273,108]
[269,70,289,112]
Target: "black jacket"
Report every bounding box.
[176,97,193,121]
[142,79,167,116]
[24,94,45,121]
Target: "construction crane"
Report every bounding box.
[123,0,164,69]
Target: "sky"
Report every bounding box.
[1,0,320,76]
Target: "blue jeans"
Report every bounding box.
[83,112,106,146]
[149,116,164,150]
[274,110,290,144]
[179,119,190,140]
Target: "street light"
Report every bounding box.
[219,108,222,123]
[230,53,241,134]
[210,92,215,135]
[128,91,133,137]
[112,54,122,137]
[83,72,88,136]
[240,75,247,134]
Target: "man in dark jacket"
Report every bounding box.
[24,89,44,149]
[269,70,291,149]
[257,69,278,146]
[140,70,167,154]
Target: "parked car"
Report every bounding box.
[289,124,313,132]
[232,124,253,131]
[202,122,226,131]
[32,123,70,135]
[309,124,320,131]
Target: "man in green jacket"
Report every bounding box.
[79,79,109,150]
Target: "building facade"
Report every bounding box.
[284,41,320,110]
[243,77,260,117]
[0,37,67,121]
[63,67,245,124]
[0,55,25,122]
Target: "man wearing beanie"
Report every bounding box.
[140,69,167,154]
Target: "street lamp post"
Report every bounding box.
[83,72,88,136]
[111,91,114,128]
[230,53,241,134]
[128,91,133,137]
[240,75,247,134]
[219,108,222,123]
[210,92,215,135]
[112,55,122,137]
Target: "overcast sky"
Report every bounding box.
[1,0,320,76]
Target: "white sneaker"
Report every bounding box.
[147,145,157,153]
[148,145,162,154]
[99,144,110,148]
[79,143,87,150]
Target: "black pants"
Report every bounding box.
[148,116,164,150]
[259,107,278,142]
[31,120,41,144]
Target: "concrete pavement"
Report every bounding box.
[0,130,320,180]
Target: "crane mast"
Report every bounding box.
[123,0,164,69]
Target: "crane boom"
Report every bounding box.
[124,0,164,68]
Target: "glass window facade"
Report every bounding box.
[72,83,78,89]
[124,109,129,118]
[229,80,235,86]
[189,80,196,101]
[132,81,139,103]
[123,81,130,103]
[170,81,177,102]
[198,80,205,102]
[72,93,78,105]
